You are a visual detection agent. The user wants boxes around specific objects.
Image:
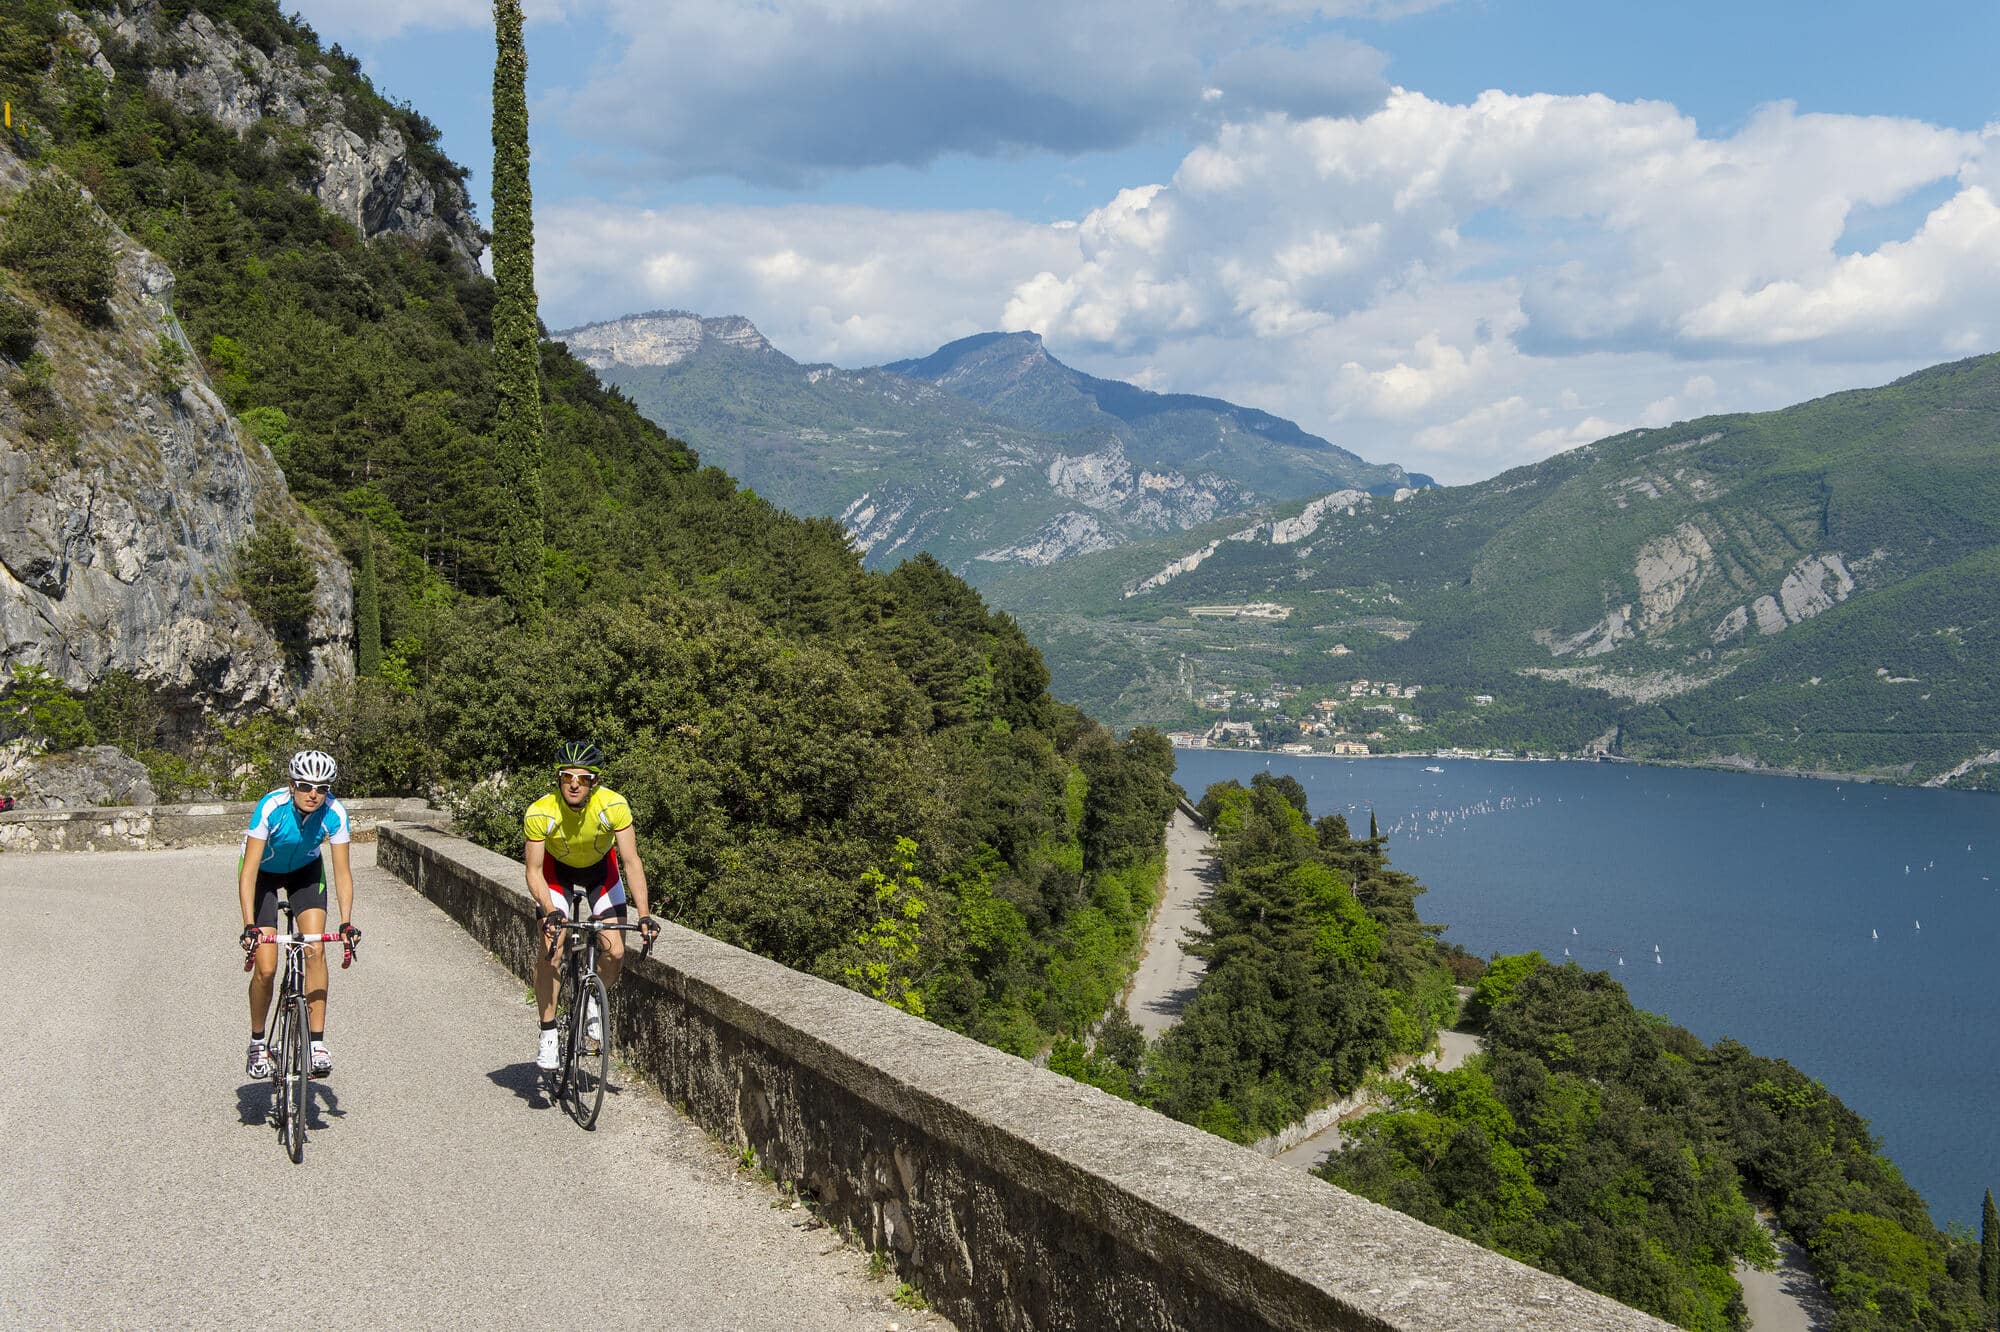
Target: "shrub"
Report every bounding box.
[3,664,97,751]
[7,352,71,445]
[0,175,118,318]
[0,288,38,360]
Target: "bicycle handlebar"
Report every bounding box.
[544,918,656,963]
[241,932,358,971]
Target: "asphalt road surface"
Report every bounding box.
[0,842,948,1331]
[1123,808,1216,1039]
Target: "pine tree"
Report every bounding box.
[1980,1187,1998,1317]
[489,0,545,619]
[354,523,382,676]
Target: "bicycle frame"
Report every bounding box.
[242,903,354,1160]
[544,890,651,1128]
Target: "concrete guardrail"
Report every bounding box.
[377,824,1669,1332]
[0,797,446,853]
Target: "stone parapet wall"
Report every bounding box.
[0,798,444,853]
[378,824,1670,1332]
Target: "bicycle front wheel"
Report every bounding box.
[566,974,609,1130]
[285,995,309,1163]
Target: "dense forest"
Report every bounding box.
[0,0,1177,1056]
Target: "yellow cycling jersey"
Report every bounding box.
[523,786,633,868]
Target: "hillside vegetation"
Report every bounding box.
[986,360,2000,785]
[1147,777,1995,1331]
[0,0,1176,1054]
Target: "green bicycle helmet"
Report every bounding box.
[554,739,603,773]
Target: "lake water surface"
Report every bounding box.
[1172,749,2000,1229]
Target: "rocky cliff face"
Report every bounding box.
[560,311,777,369]
[0,143,351,718]
[101,2,483,269]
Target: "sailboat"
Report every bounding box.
[1654,954,1662,964]
[1915,920,1921,930]
[1871,929,1878,939]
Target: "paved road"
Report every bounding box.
[1123,808,1216,1038]
[1273,1030,1484,1170]
[1737,1214,1832,1332]
[0,843,948,1331]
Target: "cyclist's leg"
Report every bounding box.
[248,871,282,1029]
[292,862,331,1033]
[595,852,628,987]
[534,864,570,1025]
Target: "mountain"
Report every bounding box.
[558,313,1419,571]
[980,354,2000,786]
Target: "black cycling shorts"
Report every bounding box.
[254,860,327,928]
[543,849,627,919]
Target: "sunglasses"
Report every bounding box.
[292,781,333,795]
[558,771,597,787]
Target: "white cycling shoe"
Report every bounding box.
[536,1028,560,1071]
[245,1040,272,1080]
[585,995,603,1044]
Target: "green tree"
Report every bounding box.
[3,664,96,750]
[237,524,318,651]
[0,175,117,318]
[489,0,546,619]
[354,523,382,675]
[1982,1187,1998,1315]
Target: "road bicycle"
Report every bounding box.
[243,901,356,1162]
[544,890,652,1130]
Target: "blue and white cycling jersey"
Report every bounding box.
[245,789,352,874]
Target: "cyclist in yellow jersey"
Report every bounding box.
[523,740,662,1071]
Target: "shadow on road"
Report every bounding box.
[235,1081,272,1126]
[1142,983,1203,1020]
[234,1080,344,1130]
[487,1061,550,1109]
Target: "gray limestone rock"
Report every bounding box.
[102,2,482,269]
[9,745,157,808]
[0,141,352,719]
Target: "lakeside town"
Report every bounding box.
[1165,676,1532,758]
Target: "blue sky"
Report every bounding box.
[292,0,2000,483]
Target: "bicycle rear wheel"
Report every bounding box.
[284,994,309,1163]
[566,974,609,1130]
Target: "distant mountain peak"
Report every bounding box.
[555,310,778,370]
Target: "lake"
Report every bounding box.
[1172,748,2000,1230]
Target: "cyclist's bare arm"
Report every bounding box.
[613,825,652,919]
[328,841,356,932]
[239,837,266,933]
[524,839,560,926]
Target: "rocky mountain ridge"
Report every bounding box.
[562,310,777,369]
[556,312,1418,575]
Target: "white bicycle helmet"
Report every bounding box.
[289,750,338,783]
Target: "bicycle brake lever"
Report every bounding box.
[243,951,254,973]
[341,943,354,970]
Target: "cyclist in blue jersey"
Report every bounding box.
[238,751,360,1079]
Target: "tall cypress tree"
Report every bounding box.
[490,0,545,619]
[1981,1187,1998,1317]
[354,523,382,675]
